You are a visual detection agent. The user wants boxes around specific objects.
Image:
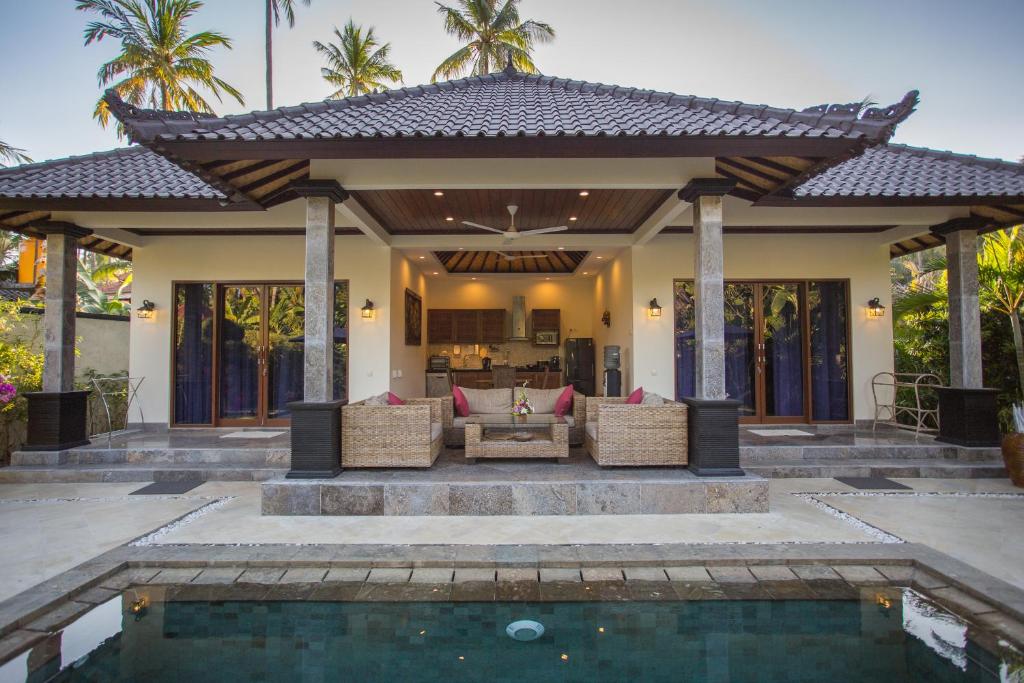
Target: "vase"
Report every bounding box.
[1001,432,1024,487]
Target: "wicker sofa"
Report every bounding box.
[584,397,688,466]
[341,397,451,468]
[443,387,586,447]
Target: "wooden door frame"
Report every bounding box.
[752,281,807,425]
[169,279,350,428]
[672,278,853,425]
[215,283,269,427]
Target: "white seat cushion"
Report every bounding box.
[585,421,598,440]
[522,386,568,414]
[461,387,512,414]
[430,422,443,442]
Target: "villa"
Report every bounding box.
[1,64,1022,505]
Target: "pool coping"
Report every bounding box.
[2,540,1024,666]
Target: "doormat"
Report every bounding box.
[219,431,286,439]
[746,429,814,437]
[131,480,203,495]
[834,476,912,491]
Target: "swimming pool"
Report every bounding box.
[3,589,1012,682]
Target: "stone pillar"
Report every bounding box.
[286,180,349,478]
[23,222,93,451]
[678,179,744,476]
[931,218,999,447]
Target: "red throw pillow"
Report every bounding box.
[387,391,406,406]
[626,387,644,404]
[554,385,574,417]
[452,385,470,417]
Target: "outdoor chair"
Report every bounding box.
[584,397,688,466]
[341,397,451,468]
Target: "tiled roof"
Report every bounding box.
[106,68,919,144]
[792,144,1024,200]
[0,146,224,201]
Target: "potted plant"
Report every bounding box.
[1002,403,1024,487]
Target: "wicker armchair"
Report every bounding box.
[442,390,587,447]
[584,397,688,466]
[341,397,451,468]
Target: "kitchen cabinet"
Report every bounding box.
[427,309,454,343]
[531,309,560,332]
[428,309,507,344]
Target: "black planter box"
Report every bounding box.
[23,390,91,451]
[936,387,1000,448]
[286,400,345,479]
[680,397,744,476]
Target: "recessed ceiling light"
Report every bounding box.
[434,191,444,196]
[558,247,565,250]
[471,277,477,280]
[458,247,464,250]
[418,255,425,259]
[596,255,603,259]
[445,216,454,221]
[545,277,551,280]
[579,190,589,197]
[582,271,589,275]
[432,271,439,275]
[569,216,577,221]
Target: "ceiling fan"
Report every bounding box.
[462,205,568,242]
[497,251,548,261]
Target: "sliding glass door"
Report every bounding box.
[674,280,850,423]
[171,281,348,426]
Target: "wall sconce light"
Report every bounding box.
[866,297,886,319]
[136,300,156,319]
[601,310,611,327]
[648,298,662,319]
[360,299,375,319]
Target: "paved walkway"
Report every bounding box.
[0,477,1021,601]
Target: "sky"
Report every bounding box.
[0,0,1022,164]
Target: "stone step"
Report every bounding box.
[10,448,289,467]
[0,463,287,483]
[740,445,1001,463]
[743,459,1008,479]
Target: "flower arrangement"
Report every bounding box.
[512,382,534,417]
[0,376,15,408]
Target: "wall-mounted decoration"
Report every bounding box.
[405,288,422,345]
[601,310,611,327]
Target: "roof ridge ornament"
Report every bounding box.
[503,53,517,76]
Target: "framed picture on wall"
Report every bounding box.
[405,288,422,346]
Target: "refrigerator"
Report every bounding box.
[565,338,595,396]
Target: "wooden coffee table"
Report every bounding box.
[464,414,569,461]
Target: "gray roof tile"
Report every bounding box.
[0,146,224,201]
[106,69,918,144]
[793,144,1024,199]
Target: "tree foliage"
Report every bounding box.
[432,0,554,82]
[313,20,403,98]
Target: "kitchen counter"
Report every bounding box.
[449,367,564,390]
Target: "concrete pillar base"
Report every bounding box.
[286,400,346,479]
[935,387,1000,448]
[22,391,91,451]
[680,397,744,476]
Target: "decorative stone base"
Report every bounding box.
[22,390,91,451]
[261,463,769,516]
[936,387,1000,448]
[286,400,345,479]
[680,397,744,476]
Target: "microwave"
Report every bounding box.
[534,330,559,346]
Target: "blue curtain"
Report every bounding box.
[765,289,804,417]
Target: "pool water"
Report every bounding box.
[10,589,1011,682]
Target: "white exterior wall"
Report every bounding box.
[129,235,393,424]
[389,251,427,397]
[592,249,634,394]
[630,234,895,421]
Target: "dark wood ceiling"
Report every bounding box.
[715,156,820,202]
[351,188,673,234]
[194,158,311,207]
[0,211,132,259]
[434,250,587,274]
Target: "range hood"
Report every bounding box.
[510,296,528,340]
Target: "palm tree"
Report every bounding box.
[265,0,311,109]
[76,253,133,315]
[432,0,554,82]
[76,0,244,135]
[313,20,403,98]
[0,139,31,167]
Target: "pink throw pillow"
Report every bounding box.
[554,386,574,417]
[387,392,406,406]
[626,387,644,404]
[452,385,470,417]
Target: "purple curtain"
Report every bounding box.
[173,284,213,424]
[810,282,850,421]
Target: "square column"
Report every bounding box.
[24,222,93,451]
[678,179,744,476]
[287,180,349,479]
[931,218,999,447]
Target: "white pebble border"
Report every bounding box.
[793,494,904,544]
[803,490,1024,500]
[130,497,235,546]
[0,495,223,505]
